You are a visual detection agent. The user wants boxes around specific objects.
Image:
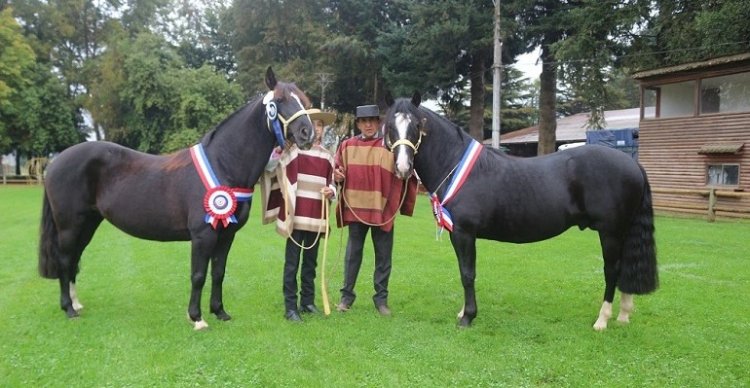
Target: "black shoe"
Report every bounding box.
[285,310,302,322]
[300,304,320,314]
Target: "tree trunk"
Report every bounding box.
[469,52,486,141]
[537,45,557,155]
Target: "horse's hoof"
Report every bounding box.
[193,319,209,330]
[65,308,80,318]
[213,310,232,321]
[457,317,472,328]
[593,321,608,331]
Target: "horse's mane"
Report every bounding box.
[417,105,465,141]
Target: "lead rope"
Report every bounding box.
[320,196,332,315]
[282,171,326,250]
[338,180,409,228]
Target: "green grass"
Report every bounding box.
[1,185,748,386]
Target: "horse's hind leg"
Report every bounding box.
[68,215,103,312]
[57,214,103,317]
[617,292,634,323]
[594,234,622,331]
[450,230,478,327]
[209,234,236,321]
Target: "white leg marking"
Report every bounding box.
[617,293,634,324]
[593,301,612,331]
[193,320,209,331]
[457,305,465,319]
[187,313,210,330]
[69,282,84,311]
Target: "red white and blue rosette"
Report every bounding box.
[190,144,253,229]
[204,186,238,228]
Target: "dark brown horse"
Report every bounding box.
[383,93,658,330]
[39,67,315,329]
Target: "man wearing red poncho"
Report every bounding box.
[334,104,418,316]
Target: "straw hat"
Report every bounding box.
[307,109,336,126]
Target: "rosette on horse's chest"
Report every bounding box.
[190,144,253,229]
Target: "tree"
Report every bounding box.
[378,0,500,141]
[510,0,651,153]
[492,66,537,135]
[1,7,83,167]
[228,0,332,100]
[626,0,750,70]
[90,31,243,153]
[0,7,36,153]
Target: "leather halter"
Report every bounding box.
[264,92,310,148]
[385,122,425,154]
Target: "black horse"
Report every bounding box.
[383,93,658,330]
[39,67,315,329]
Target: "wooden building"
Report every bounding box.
[633,53,750,219]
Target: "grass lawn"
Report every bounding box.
[1,185,748,386]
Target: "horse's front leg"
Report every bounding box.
[450,229,478,327]
[209,233,236,321]
[188,237,214,330]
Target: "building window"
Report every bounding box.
[700,72,750,114]
[660,80,696,118]
[706,164,739,186]
[642,88,657,119]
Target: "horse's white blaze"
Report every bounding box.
[393,113,412,177]
[617,292,634,323]
[69,282,83,311]
[593,301,612,331]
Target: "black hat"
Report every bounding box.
[356,105,379,119]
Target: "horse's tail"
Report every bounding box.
[618,166,658,294]
[39,191,60,279]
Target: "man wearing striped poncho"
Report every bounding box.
[333,104,418,316]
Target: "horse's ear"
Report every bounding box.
[411,91,422,107]
[265,67,277,90]
[385,91,395,107]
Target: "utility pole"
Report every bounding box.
[491,0,503,149]
[316,72,333,110]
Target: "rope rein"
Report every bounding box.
[338,179,409,228]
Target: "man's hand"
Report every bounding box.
[321,186,335,199]
[334,167,345,183]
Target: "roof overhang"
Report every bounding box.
[632,53,750,80]
[698,142,744,155]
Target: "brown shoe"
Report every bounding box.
[336,303,350,312]
[376,304,391,316]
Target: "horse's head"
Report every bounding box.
[384,91,427,180]
[263,67,315,150]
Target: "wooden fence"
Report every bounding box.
[652,187,750,221]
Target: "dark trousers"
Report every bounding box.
[339,222,394,307]
[284,230,319,311]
